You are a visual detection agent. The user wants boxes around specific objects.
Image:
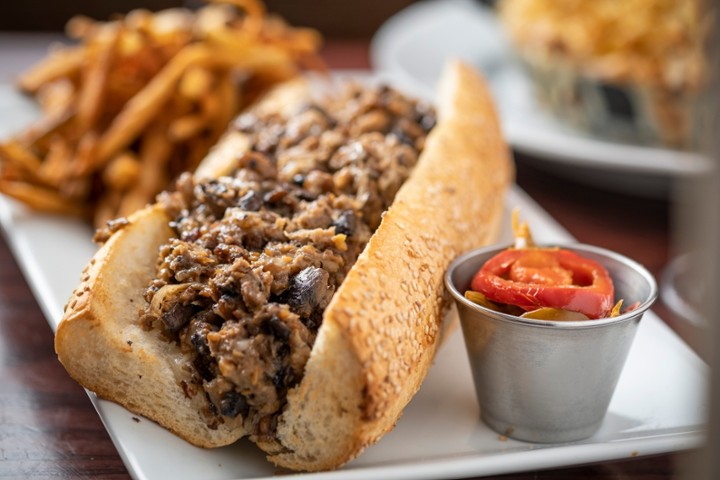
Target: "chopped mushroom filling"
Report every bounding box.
[140,83,436,442]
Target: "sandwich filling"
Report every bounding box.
[139,83,436,443]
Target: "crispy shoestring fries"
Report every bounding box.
[0,0,324,229]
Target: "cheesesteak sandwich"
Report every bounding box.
[55,61,513,471]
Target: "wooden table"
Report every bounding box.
[0,40,702,480]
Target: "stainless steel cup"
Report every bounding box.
[445,243,658,443]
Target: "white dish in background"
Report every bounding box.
[0,185,707,480]
[0,32,68,84]
[370,0,713,196]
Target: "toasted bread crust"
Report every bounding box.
[54,80,312,448]
[55,61,512,471]
[268,60,512,470]
[55,204,246,447]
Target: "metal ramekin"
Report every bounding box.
[445,243,658,443]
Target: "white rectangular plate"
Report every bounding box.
[0,186,707,480]
[0,67,707,478]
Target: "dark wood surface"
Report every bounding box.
[0,41,702,480]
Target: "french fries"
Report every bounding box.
[0,0,324,228]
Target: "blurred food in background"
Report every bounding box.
[0,0,323,228]
[499,0,711,148]
[1,0,416,38]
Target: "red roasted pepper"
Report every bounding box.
[470,247,615,319]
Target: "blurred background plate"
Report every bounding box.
[370,0,712,197]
